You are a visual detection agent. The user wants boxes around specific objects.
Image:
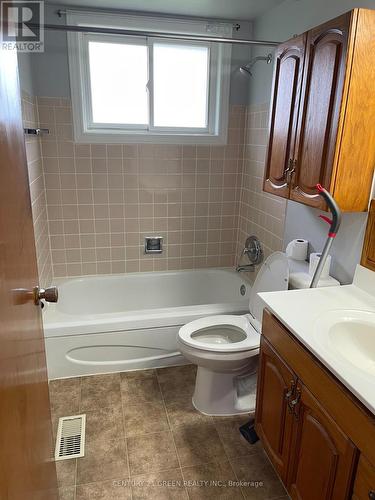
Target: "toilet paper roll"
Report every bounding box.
[309,252,331,279]
[286,239,308,261]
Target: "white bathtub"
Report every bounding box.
[43,268,250,379]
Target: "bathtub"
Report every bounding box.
[43,268,250,379]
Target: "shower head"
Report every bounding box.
[239,65,253,76]
[240,53,273,76]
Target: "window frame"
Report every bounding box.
[67,11,232,144]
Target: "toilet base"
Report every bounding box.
[192,365,257,416]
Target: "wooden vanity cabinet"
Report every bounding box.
[255,310,375,499]
[256,336,357,499]
[264,9,375,212]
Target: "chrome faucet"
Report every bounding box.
[236,236,263,273]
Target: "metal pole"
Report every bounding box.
[33,23,280,46]
[309,238,334,288]
[309,184,342,289]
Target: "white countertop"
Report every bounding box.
[259,265,375,415]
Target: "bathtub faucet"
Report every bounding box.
[236,236,263,273]
[236,263,255,273]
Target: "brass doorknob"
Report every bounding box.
[33,286,58,305]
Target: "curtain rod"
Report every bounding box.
[56,7,243,29]
[36,23,280,46]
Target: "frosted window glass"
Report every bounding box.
[153,43,209,128]
[88,41,148,125]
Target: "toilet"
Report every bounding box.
[177,252,289,416]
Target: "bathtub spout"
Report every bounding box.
[236,264,255,273]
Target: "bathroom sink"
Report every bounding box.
[314,310,375,376]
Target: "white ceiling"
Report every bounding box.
[47,0,286,21]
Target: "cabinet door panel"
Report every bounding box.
[255,337,296,483]
[352,454,375,500]
[291,14,350,209]
[264,34,306,198]
[288,383,357,500]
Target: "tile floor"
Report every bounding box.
[50,364,288,500]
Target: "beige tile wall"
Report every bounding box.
[23,93,287,281]
[22,92,53,286]
[37,97,246,277]
[236,103,286,265]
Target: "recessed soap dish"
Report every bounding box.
[144,236,163,254]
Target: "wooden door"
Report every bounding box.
[264,34,306,198]
[291,13,351,209]
[255,337,296,483]
[287,382,357,500]
[0,47,58,498]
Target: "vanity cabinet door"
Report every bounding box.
[287,382,357,500]
[290,13,350,209]
[263,34,306,199]
[255,337,296,483]
[352,454,375,500]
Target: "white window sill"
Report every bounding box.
[75,129,228,145]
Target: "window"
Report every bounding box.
[88,39,149,126]
[152,42,209,128]
[67,12,232,143]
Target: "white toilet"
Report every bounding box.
[177,252,289,416]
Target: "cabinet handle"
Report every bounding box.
[286,159,297,185]
[285,380,295,400]
[289,388,301,419]
[285,380,295,413]
[284,158,293,182]
[369,490,375,499]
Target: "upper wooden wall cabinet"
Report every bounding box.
[264,9,375,212]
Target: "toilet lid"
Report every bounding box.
[178,315,260,352]
[249,252,289,328]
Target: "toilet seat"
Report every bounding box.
[178,315,259,353]
[178,252,289,355]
